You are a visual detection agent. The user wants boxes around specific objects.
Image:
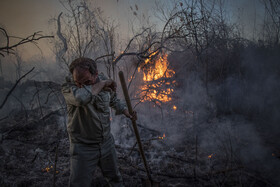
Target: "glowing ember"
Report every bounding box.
[139,51,175,104]
[42,165,59,173]
[208,154,213,159]
[42,166,52,172]
[173,105,177,110]
[158,133,166,139]
[128,75,133,82]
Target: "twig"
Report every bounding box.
[34,81,45,122]
[94,53,115,62]
[240,170,274,186]
[128,142,138,157]
[0,116,9,122]
[39,108,64,121]
[211,166,244,175]
[44,91,54,104]
[2,109,62,140]
[0,67,35,109]
[56,12,68,59]
[136,123,160,134]
[167,154,192,164]
[0,27,53,55]
[123,28,150,53]
[11,94,28,120]
[128,135,165,157]
[0,27,9,55]
[228,131,233,169]
[31,152,39,163]
[127,60,141,90]
[119,156,194,179]
[194,134,198,179]
[53,142,59,187]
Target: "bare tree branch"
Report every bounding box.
[0,67,35,110]
[0,27,9,55]
[56,12,68,62]
[94,53,115,62]
[0,27,53,57]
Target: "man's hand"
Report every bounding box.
[123,109,137,121]
[103,79,117,92]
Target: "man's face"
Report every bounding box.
[73,68,97,88]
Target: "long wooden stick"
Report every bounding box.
[119,71,152,182]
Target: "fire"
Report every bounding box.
[158,133,166,139]
[42,165,59,173]
[42,166,51,172]
[139,51,175,104]
[173,105,177,110]
[142,52,174,81]
[208,154,213,159]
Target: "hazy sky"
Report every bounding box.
[0,0,158,60]
[0,0,264,61]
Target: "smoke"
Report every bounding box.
[0,55,67,83]
[185,45,280,184]
[219,46,280,130]
[110,44,280,184]
[1,34,279,185]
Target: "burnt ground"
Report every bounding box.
[0,107,279,187]
[0,80,280,186]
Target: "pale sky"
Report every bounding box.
[0,0,161,61]
[0,0,265,61]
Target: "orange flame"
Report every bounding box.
[139,51,175,104]
[143,52,174,81]
[173,105,177,110]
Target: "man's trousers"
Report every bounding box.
[69,136,123,187]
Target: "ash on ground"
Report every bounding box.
[0,80,279,187]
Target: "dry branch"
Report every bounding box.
[56,12,68,63]
[53,142,59,187]
[0,67,35,110]
[0,116,9,122]
[94,53,115,62]
[0,27,53,56]
[119,156,194,180]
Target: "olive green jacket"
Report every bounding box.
[62,75,126,144]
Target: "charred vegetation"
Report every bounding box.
[0,0,280,186]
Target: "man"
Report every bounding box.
[62,57,136,187]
